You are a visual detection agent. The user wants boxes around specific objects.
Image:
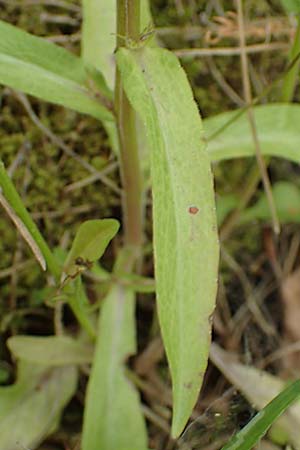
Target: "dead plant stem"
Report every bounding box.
[235,0,280,234]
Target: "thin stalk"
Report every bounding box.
[236,0,280,234]
[281,14,300,102]
[0,191,46,271]
[115,0,143,264]
[0,160,61,279]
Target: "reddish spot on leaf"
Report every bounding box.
[288,207,298,215]
[188,206,199,215]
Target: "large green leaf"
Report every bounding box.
[0,361,77,450]
[82,284,148,450]
[8,335,93,365]
[116,47,219,437]
[0,20,113,122]
[205,104,300,164]
[63,219,119,277]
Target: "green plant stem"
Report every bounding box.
[281,14,300,102]
[115,0,143,262]
[0,160,61,280]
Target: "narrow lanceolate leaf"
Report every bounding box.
[117,47,219,437]
[8,335,93,366]
[82,285,148,450]
[81,0,152,155]
[0,361,77,450]
[82,0,116,89]
[205,104,300,164]
[0,20,113,122]
[63,219,119,277]
[81,0,118,154]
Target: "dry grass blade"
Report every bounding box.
[174,42,289,58]
[0,192,46,270]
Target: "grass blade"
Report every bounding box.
[221,380,300,450]
[210,343,300,449]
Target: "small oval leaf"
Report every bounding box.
[63,219,119,277]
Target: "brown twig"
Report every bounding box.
[206,57,244,106]
[0,192,46,270]
[235,0,280,234]
[174,41,289,57]
[157,17,294,43]
[40,13,79,26]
